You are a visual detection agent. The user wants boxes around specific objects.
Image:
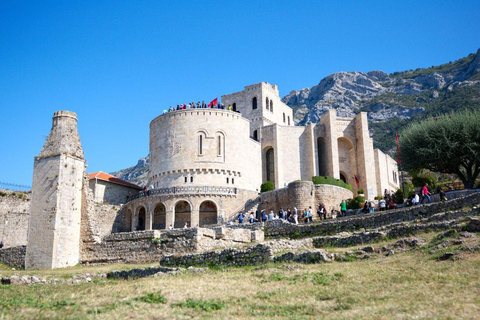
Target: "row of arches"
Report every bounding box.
[125,200,218,231]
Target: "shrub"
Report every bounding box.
[392,189,404,204]
[357,189,364,194]
[260,181,274,193]
[312,176,352,191]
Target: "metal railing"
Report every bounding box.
[127,185,238,202]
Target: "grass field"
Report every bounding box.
[1,232,479,319]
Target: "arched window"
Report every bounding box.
[252,97,257,110]
[198,132,205,155]
[266,97,269,109]
[288,116,290,125]
[270,100,273,112]
[233,103,237,112]
[266,148,275,184]
[283,113,285,123]
[216,132,225,160]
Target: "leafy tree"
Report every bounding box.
[400,111,480,188]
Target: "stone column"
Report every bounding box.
[145,202,153,231]
[301,123,316,181]
[355,112,378,200]
[165,210,174,229]
[26,111,85,270]
[321,109,339,179]
[191,209,199,228]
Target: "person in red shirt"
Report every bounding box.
[420,183,431,204]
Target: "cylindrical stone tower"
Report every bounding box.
[25,111,85,270]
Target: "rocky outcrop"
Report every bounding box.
[110,155,150,185]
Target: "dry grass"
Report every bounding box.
[1,234,479,319]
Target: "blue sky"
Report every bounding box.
[1,0,479,188]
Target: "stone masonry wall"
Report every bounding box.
[260,181,352,216]
[160,244,272,267]
[0,246,26,269]
[0,190,30,248]
[264,191,480,238]
[80,227,259,265]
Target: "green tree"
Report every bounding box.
[400,111,480,189]
[260,181,274,193]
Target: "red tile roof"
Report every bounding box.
[88,171,142,189]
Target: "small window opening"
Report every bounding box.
[191,176,193,183]
[226,177,229,184]
[184,177,187,183]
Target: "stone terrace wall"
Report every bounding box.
[264,192,480,238]
[160,244,272,267]
[0,246,26,269]
[80,227,259,265]
[0,191,31,248]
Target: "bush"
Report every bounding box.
[260,181,274,193]
[357,189,364,194]
[312,176,352,191]
[346,197,363,209]
[392,189,404,204]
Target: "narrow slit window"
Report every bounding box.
[184,177,187,183]
[226,177,229,184]
[218,136,221,156]
[191,176,193,183]
[199,134,203,155]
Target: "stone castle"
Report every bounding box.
[125,82,398,231]
[4,82,399,269]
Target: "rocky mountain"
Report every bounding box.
[283,47,480,153]
[110,155,149,186]
[112,48,480,183]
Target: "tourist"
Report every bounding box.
[261,209,267,223]
[379,198,386,211]
[331,208,337,219]
[369,201,375,213]
[412,192,419,205]
[362,201,370,213]
[308,206,313,223]
[202,101,206,108]
[249,212,256,223]
[388,198,395,210]
[168,106,174,112]
[278,207,285,219]
[303,209,309,223]
[438,187,448,202]
[228,105,233,111]
[293,209,298,224]
[340,200,347,217]
[268,210,274,220]
[238,212,245,224]
[168,225,173,230]
[286,208,292,222]
[420,183,431,204]
[184,222,188,229]
[384,189,390,200]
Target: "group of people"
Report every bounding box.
[237,204,341,225]
[378,189,396,211]
[411,183,447,205]
[165,100,236,113]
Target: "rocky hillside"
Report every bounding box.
[110,155,149,186]
[283,48,480,152]
[112,48,480,183]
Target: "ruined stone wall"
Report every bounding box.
[264,191,480,238]
[160,244,272,267]
[0,191,30,248]
[80,227,259,265]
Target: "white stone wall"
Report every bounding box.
[374,149,400,196]
[89,179,139,205]
[149,109,261,193]
[221,82,294,139]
